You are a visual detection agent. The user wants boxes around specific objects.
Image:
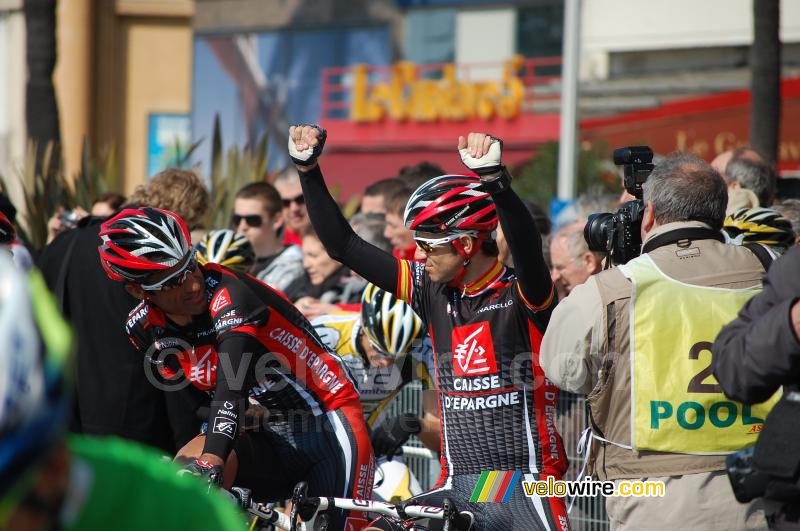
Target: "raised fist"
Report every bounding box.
[288,124,327,168]
[457,132,503,177]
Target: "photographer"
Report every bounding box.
[541,152,771,530]
[713,246,800,529]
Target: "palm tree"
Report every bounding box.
[750,0,781,167]
[24,0,61,176]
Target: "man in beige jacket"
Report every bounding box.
[541,153,771,530]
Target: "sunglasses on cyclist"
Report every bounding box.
[281,194,305,208]
[413,232,476,254]
[230,214,263,228]
[140,255,198,292]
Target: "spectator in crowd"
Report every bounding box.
[383,186,417,260]
[46,206,90,244]
[231,182,304,292]
[273,166,311,246]
[773,198,800,246]
[712,246,800,530]
[91,192,126,217]
[232,182,283,269]
[711,147,771,213]
[711,146,765,183]
[138,169,208,230]
[288,214,389,317]
[398,161,446,191]
[727,157,774,208]
[361,177,407,215]
[541,153,770,530]
[286,231,359,316]
[37,168,209,453]
[549,221,604,298]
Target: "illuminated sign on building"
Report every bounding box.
[350,56,526,122]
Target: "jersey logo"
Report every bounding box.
[210,288,231,316]
[451,321,498,376]
[212,416,237,439]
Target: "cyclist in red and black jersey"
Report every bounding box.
[290,127,570,531]
[98,207,374,530]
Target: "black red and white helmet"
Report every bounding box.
[0,211,14,244]
[98,207,192,283]
[403,175,497,235]
[196,229,255,273]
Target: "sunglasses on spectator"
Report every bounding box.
[230,214,263,228]
[140,256,198,292]
[413,232,476,254]
[281,194,305,208]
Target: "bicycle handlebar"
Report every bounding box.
[290,481,474,531]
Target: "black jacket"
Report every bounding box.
[38,217,198,452]
[712,245,800,404]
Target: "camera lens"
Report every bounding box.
[584,213,614,253]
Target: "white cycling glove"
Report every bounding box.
[458,136,503,177]
[288,125,327,166]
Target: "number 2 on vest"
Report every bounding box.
[687,342,722,394]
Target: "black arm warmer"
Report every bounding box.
[298,165,399,294]
[201,334,258,460]
[488,171,554,309]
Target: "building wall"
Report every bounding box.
[121,14,193,192]
[56,0,193,196]
[581,0,800,79]
[455,7,517,80]
[55,0,93,181]
[0,3,26,211]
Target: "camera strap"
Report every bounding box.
[640,227,724,254]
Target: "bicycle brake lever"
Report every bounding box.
[290,483,307,531]
[289,481,321,527]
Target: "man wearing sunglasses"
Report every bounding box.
[232,182,305,292]
[290,126,569,531]
[98,207,374,528]
[274,167,312,246]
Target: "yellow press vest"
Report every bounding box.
[618,254,779,454]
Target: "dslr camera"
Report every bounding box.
[584,146,654,265]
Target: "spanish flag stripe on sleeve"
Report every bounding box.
[517,282,555,312]
[396,259,413,304]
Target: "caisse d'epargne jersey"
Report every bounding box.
[125,263,362,458]
[298,164,568,483]
[396,258,567,479]
[311,312,435,427]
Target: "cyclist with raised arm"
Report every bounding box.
[289,126,570,531]
[98,207,374,530]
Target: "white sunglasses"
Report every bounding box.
[413,231,477,253]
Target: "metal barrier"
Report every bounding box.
[385,383,610,530]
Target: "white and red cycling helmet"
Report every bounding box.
[0,211,14,244]
[98,207,192,283]
[403,175,497,235]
